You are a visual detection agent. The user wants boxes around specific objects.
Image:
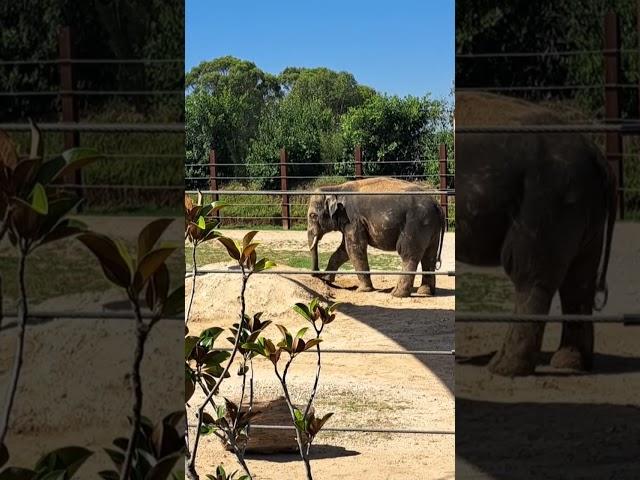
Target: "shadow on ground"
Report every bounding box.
[456,397,640,479]
[247,444,360,463]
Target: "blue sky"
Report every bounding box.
[186,0,454,100]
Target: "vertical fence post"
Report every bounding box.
[280,148,290,230]
[354,145,363,179]
[209,148,220,222]
[604,11,624,219]
[58,26,83,206]
[439,143,449,231]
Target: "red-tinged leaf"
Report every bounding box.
[217,236,240,260]
[144,452,182,480]
[138,218,174,258]
[184,195,194,212]
[133,246,177,292]
[242,230,259,248]
[240,243,260,263]
[77,233,131,288]
[304,338,323,351]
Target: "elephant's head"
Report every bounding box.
[307,191,347,271]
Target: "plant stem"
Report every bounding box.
[0,249,28,445]
[275,360,313,480]
[120,296,149,480]
[186,242,198,324]
[303,325,323,421]
[187,269,251,480]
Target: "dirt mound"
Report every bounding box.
[187,263,332,323]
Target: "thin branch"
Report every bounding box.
[0,248,28,445]
[187,268,251,480]
[186,242,198,324]
[120,295,149,480]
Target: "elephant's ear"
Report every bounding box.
[325,195,342,218]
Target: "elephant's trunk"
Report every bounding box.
[308,231,319,272]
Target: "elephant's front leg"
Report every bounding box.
[344,225,374,292]
[488,286,552,376]
[321,238,349,283]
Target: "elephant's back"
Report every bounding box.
[340,177,421,193]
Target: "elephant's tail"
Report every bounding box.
[435,204,445,270]
[594,161,617,311]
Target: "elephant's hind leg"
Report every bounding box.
[418,241,439,296]
[488,286,553,376]
[550,247,600,371]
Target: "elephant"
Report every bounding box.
[307,177,445,297]
[456,92,616,376]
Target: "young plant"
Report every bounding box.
[78,219,182,480]
[243,299,338,480]
[206,465,249,480]
[99,412,185,480]
[0,445,92,479]
[184,192,225,324]
[0,124,101,450]
[186,232,275,480]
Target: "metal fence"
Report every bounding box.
[186,144,455,230]
[0,26,183,208]
[457,11,640,219]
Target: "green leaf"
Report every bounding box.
[253,258,276,272]
[185,366,196,403]
[199,327,224,348]
[185,336,199,358]
[36,219,86,248]
[0,467,36,480]
[162,286,185,316]
[34,447,92,478]
[77,233,131,288]
[196,216,206,230]
[216,237,240,261]
[56,148,102,180]
[144,452,182,480]
[29,183,48,215]
[138,218,174,259]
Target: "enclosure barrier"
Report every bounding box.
[188,424,455,435]
[1,25,183,200]
[187,144,455,230]
[456,312,640,323]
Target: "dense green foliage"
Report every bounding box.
[186,58,454,189]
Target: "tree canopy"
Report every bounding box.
[185,57,453,188]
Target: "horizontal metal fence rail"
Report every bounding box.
[456,123,640,134]
[456,313,640,323]
[456,48,640,59]
[0,122,184,133]
[1,310,183,321]
[187,190,455,196]
[187,269,455,277]
[0,58,183,65]
[185,174,453,180]
[217,347,454,356]
[1,90,183,97]
[188,424,454,435]
[186,159,449,167]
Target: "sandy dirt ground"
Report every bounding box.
[187,230,455,480]
[455,222,640,479]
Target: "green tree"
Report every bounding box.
[186,57,281,180]
[279,67,373,116]
[246,94,335,187]
[337,94,449,177]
